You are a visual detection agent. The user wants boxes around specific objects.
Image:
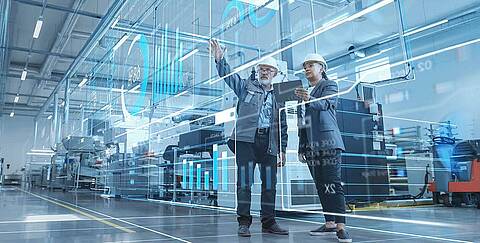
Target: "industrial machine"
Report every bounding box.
[2,174,22,186]
[157,115,226,204]
[428,139,480,208]
[54,136,105,191]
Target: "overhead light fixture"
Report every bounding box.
[111,16,120,28]
[21,69,27,80]
[47,114,53,120]
[78,77,88,87]
[178,49,199,62]
[33,16,44,39]
[113,33,129,51]
[10,111,14,117]
[14,95,19,103]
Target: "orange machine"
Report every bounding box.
[429,159,480,192]
[428,140,480,208]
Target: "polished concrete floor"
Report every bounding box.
[0,186,479,243]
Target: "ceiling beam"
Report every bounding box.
[12,0,103,19]
[6,45,78,60]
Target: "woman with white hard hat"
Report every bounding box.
[209,39,289,237]
[295,53,351,243]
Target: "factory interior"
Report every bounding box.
[1,0,480,242]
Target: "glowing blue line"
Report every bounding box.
[196,164,201,190]
[189,161,193,190]
[248,1,276,28]
[205,171,209,190]
[213,144,218,190]
[182,160,187,189]
[221,155,228,191]
[178,42,183,93]
[132,34,149,114]
[159,34,164,99]
[167,53,171,95]
[175,28,180,93]
[157,45,161,102]
[221,0,245,28]
[163,25,168,96]
[153,45,157,102]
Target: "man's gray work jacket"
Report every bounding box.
[216,58,288,156]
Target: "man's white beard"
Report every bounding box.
[259,78,272,85]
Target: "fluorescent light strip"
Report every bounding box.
[111,16,120,28]
[99,104,111,111]
[26,152,54,156]
[404,19,448,37]
[129,84,141,92]
[33,18,43,39]
[174,90,189,97]
[178,49,199,62]
[390,38,480,69]
[370,37,480,88]
[209,0,394,85]
[78,78,88,87]
[21,70,27,80]
[111,88,141,94]
[113,34,129,51]
[31,149,54,153]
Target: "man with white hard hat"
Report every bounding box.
[209,39,289,237]
[295,53,351,243]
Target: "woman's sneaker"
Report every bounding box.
[309,224,337,236]
[336,229,352,242]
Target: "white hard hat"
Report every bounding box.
[303,53,328,70]
[257,56,278,71]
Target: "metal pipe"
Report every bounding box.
[36,0,129,120]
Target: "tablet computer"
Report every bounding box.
[273,79,303,103]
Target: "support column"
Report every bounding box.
[53,93,60,145]
[63,78,70,138]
